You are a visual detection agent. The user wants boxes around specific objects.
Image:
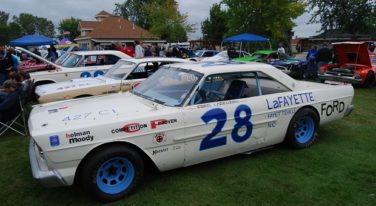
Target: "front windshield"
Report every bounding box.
[196,51,204,57]
[62,54,82,68]
[104,60,136,80]
[215,51,228,58]
[55,53,69,65]
[132,67,203,107]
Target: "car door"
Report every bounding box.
[180,72,269,166]
[120,62,149,92]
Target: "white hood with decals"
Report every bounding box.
[35,76,119,95]
[28,92,160,136]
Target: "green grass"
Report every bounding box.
[1,87,376,206]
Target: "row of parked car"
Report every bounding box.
[24,43,360,202]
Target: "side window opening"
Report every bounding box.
[190,71,291,105]
[257,72,290,95]
[190,72,259,105]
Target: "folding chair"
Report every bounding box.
[0,96,27,136]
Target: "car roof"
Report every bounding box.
[168,61,278,75]
[71,50,129,57]
[118,57,190,64]
[332,42,368,45]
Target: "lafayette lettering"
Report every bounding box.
[266,92,315,110]
[66,131,94,144]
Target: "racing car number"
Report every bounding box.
[200,104,253,151]
[80,70,104,78]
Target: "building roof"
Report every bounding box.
[77,12,157,40]
[96,10,112,17]
[79,21,98,30]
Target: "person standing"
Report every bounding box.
[134,40,144,59]
[0,49,14,85]
[316,44,333,69]
[8,48,20,73]
[369,42,375,54]
[50,45,58,58]
[277,43,286,54]
[305,45,318,78]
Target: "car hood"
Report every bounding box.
[333,42,372,67]
[234,56,259,62]
[28,92,157,136]
[35,76,112,95]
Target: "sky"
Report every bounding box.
[1,0,321,39]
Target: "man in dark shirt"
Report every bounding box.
[0,80,21,123]
[316,44,333,69]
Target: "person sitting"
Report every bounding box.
[0,80,21,123]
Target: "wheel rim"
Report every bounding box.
[96,157,135,194]
[295,116,315,144]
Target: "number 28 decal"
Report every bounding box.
[200,104,253,151]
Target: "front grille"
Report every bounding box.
[327,67,355,77]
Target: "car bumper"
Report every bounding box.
[29,138,68,187]
[318,74,362,84]
[344,104,354,117]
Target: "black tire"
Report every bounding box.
[284,108,319,149]
[81,145,144,202]
[362,72,375,88]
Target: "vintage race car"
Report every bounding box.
[28,61,354,202]
[35,58,189,103]
[16,47,131,88]
[318,42,376,87]
[235,50,308,79]
[201,50,251,61]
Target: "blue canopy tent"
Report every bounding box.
[222,33,271,51]
[9,34,55,46]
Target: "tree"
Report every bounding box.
[201,3,228,42]
[57,17,81,40]
[0,11,10,45]
[222,0,305,46]
[308,0,376,35]
[12,13,55,37]
[114,0,166,29]
[145,0,193,42]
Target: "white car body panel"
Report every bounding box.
[35,58,189,103]
[17,47,131,85]
[28,61,354,187]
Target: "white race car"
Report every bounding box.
[201,50,251,62]
[34,58,189,103]
[28,61,354,202]
[16,47,131,88]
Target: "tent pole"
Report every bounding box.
[240,42,243,57]
[268,40,272,50]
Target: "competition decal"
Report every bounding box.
[66,130,94,144]
[321,101,345,116]
[266,92,314,110]
[200,104,253,151]
[111,123,148,134]
[49,135,60,147]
